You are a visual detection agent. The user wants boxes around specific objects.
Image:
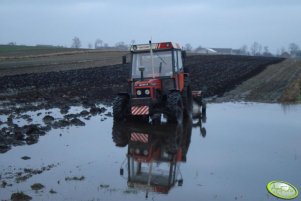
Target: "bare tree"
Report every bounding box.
[288,43,299,56]
[258,44,262,55]
[280,47,286,54]
[263,46,269,53]
[262,46,273,57]
[194,45,203,52]
[250,42,261,56]
[239,45,248,55]
[95,39,103,49]
[88,43,92,49]
[184,43,193,52]
[8,42,16,46]
[71,37,81,48]
[115,41,128,50]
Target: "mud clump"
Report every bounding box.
[80,110,89,116]
[11,192,32,201]
[1,180,8,188]
[70,118,85,126]
[60,105,70,114]
[42,115,55,124]
[31,183,44,190]
[49,189,57,194]
[0,143,11,153]
[0,104,107,152]
[0,124,50,152]
[24,125,46,136]
[52,120,70,129]
[13,164,58,183]
[21,156,31,160]
[90,106,106,115]
[65,176,85,181]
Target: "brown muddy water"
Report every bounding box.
[0,103,300,201]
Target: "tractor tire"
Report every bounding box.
[112,122,129,147]
[201,101,207,116]
[166,124,182,154]
[113,95,129,122]
[182,77,192,118]
[166,92,183,124]
[131,115,149,123]
[183,87,192,118]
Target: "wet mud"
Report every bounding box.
[0,105,109,153]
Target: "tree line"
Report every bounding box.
[71,37,133,51]
[183,42,300,57]
[5,37,300,57]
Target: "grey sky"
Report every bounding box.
[1,0,300,53]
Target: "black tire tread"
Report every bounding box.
[113,95,129,122]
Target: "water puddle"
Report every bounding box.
[0,102,300,201]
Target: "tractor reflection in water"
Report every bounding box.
[112,115,206,198]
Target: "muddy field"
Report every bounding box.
[0,54,284,109]
[0,52,289,153]
[0,50,129,76]
[217,58,301,102]
[0,49,300,200]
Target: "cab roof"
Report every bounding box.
[130,42,182,52]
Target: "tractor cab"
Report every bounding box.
[131,42,183,80]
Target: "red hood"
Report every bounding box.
[134,79,161,87]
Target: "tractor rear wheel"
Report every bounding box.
[183,86,192,118]
[166,92,183,124]
[112,122,130,147]
[113,95,129,122]
[202,101,207,116]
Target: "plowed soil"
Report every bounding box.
[216,58,301,103]
[0,51,293,115]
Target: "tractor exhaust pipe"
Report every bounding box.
[139,67,145,81]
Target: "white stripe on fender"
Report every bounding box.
[131,133,149,143]
[131,106,149,115]
[132,107,138,114]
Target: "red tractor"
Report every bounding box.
[113,41,204,123]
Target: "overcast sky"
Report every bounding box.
[1,0,300,53]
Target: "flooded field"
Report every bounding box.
[0,103,300,201]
